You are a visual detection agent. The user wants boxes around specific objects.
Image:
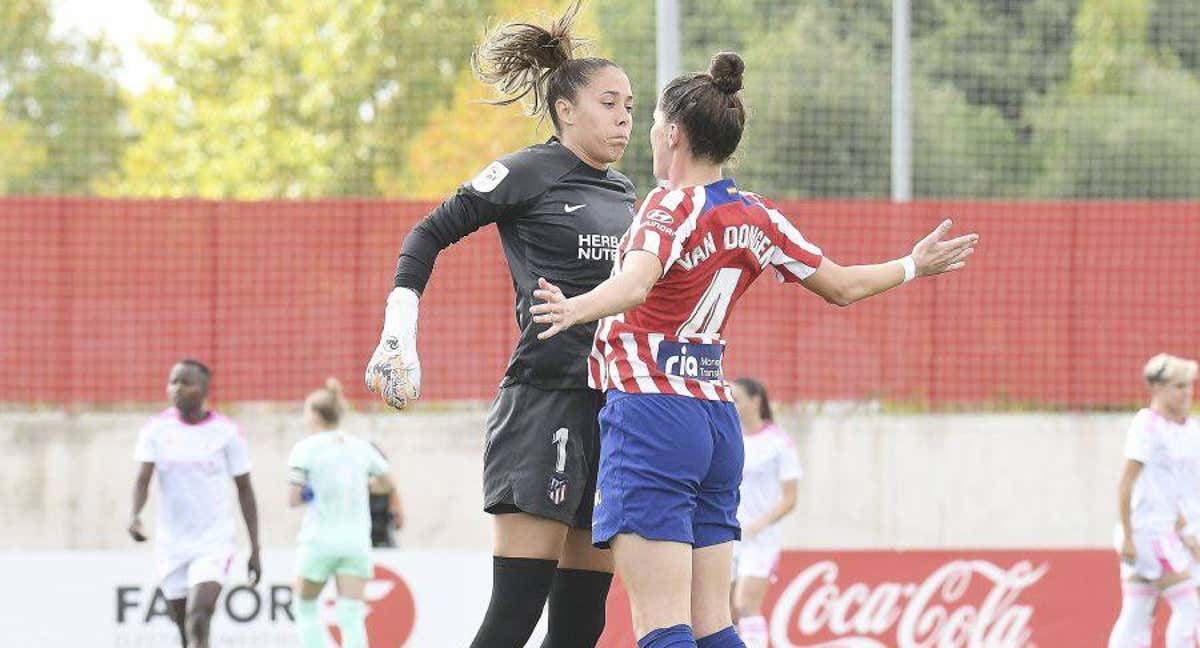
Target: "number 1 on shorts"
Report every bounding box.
[552,427,569,472]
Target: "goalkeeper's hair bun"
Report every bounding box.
[472,0,622,133]
[307,377,349,426]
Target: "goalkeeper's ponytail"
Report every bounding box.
[471,0,620,133]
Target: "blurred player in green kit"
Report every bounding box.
[288,378,396,648]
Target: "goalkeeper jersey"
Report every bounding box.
[393,138,637,391]
[288,431,389,555]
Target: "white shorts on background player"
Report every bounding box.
[134,408,251,596]
[1114,525,1193,582]
[734,536,782,580]
[158,546,237,599]
[1123,409,1200,536]
[735,423,801,579]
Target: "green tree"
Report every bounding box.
[1068,0,1151,95]
[1,0,125,195]
[732,6,1028,198]
[1023,0,1200,198]
[107,0,486,198]
[592,0,808,193]
[0,117,44,193]
[1148,0,1200,76]
[915,0,1080,126]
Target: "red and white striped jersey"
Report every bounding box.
[588,178,824,401]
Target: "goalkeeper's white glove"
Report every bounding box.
[365,287,421,410]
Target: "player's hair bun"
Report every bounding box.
[709,51,744,95]
[324,377,344,396]
[307,377,348,426]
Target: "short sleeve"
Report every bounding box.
[133,422,157,463]
[1124,411,1156,464]
[755,197,823,283]
[286,440,309,485]
[365,442,390,477]
[459,143,571,208]
[620,186,696,276]
[224,426,252,477]
[777,437,803,481]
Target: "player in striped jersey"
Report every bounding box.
[532,52,978,648]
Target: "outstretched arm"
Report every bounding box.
[393,191,505,295]
[530,250,663,340]
[369,190,510,410]
[801,219,977,307]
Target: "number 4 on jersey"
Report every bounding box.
[678,268,743,336]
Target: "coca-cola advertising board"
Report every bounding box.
[754,550,1121,648]
[0,549,1143,647]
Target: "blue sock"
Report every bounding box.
[696,626,746,648]
[639,624,697,648]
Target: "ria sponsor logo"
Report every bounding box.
[655,342,723,381]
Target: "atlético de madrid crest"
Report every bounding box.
[547,472,569,505]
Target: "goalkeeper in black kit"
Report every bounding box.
[365,4,637,646]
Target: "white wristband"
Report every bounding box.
[383,287,420,352]
[898,256,917,283]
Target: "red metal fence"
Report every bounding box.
[2,198,1196,407]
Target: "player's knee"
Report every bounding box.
[730,589,757,619]
[186,607,215,640]
[733,599,759,620]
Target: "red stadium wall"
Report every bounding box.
[2,197,1197,407]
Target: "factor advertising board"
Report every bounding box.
[0,549,1128,647]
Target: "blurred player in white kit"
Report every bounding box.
[128,359,261,648]
[729,378,800,648]
[1109,353,1199,648]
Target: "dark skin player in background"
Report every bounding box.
[129,361,261,648]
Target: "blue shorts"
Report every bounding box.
[592,390,743,548]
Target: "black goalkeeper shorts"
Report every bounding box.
[482,383,603,529]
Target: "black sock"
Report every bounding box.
[468,556,558,648]
[540,568,615,648]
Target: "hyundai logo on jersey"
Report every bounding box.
[656,341,723,381]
